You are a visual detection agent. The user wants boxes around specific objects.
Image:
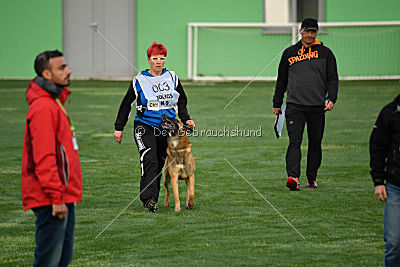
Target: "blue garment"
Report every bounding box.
[114,68,191,132]
[384,182,400,267]
[32,203,75,267]
[134,69,179,129]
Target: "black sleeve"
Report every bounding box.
[176,79,191,123]
[370,106,391,186]
[273,50,289,108]
[114,81,137,131]
[326,49,339,104]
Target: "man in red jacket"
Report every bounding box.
[21,50,82,266]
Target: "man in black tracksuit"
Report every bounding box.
[370,94,400,266]
[272,18,339,190]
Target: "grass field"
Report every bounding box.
[0,79,399,266]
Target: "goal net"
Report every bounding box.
[187,22,400,81]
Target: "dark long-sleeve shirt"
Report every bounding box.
[273,40,339,108]
[370,94,400,187]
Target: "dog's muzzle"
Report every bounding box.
[161,115,179,132]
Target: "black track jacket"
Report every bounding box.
[273,40,338,108]
[370,94,400,188]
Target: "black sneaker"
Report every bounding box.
[145,199,158,212]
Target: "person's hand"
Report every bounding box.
[52,204,67,219]
[324,100,334,111]
[185,120,195,129]
[273,108,282,115]
[375,185,387,202]
[114,130,123,144]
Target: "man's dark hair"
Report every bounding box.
[34,50,64,76]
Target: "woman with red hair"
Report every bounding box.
[113,42,195,212]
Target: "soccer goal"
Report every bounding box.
[187,21,400,81]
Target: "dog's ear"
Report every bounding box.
[177,121,186,136]
[173,119,181,129]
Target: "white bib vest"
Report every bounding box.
[136,71,180,111]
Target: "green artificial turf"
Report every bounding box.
[1,79,399,266]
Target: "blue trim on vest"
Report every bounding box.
[134,69,177,129]
[141,68,168,77]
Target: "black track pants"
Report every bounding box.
[285,103,325,181]
[133,121,167,204]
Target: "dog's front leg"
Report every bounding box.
[185,179,190,208]
[170,174,181,212]
[163,168,171,207]
[186,175,195,209]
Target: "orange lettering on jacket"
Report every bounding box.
[288,49,319,66]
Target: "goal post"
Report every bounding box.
[187,21,400,81]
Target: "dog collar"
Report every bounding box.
[170,147,191,153]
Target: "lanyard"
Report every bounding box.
[55,98,75,132]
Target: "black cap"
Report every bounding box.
[301,18,319,31]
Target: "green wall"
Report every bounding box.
[137,0,400,79]
[324,0,400,78]
[326,0,400,22]
[1,0,399,79]
[136,0,264,78]
[0,0,62,78]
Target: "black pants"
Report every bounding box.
[285,103,325,181]
[133,121,167,205]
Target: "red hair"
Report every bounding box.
[147,42,167,58]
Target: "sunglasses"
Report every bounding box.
[150,57,166,61]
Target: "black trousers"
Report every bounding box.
[133,121,167,204]
[285,103,325,181]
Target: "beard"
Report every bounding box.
[56,77,70,87]
[303,37,315,45]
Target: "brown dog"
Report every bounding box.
[161,115,195,212]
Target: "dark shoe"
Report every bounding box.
[145,199,158,212]
[306,180,318,189]
[286,176,300,191]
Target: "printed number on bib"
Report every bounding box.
[136,71,180,111]
[152,82,170,93]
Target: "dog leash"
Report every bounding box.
[183,124,194,134]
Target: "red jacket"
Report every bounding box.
[21,80,82,211]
